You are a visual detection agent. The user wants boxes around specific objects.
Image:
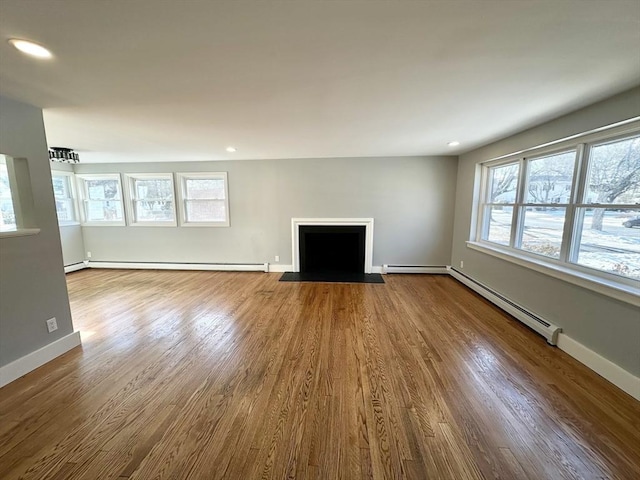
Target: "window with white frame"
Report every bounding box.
[76,174,126,225]
[476,128,640,284]
[176,172,229,226]
[125,173,176,226]
[51,171,78,225]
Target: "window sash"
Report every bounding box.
[124,174,176,226]
[77,174,126,225]
[177,173,229,226]
[477,127,640,284]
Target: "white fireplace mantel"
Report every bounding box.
[291,218,374,274]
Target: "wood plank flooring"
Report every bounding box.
[1,269,639,479]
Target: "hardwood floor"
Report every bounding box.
[0,269,639,479]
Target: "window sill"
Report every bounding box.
[466,241,640,307]
[59,222,81,227]
[0,228,41,238]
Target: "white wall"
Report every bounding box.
[451,86,640,376]
[0,96,75,366]
[73,155,458,268]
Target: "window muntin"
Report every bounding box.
[125,174,176,226]
[77,174,125,225]
[52,172,78,224]
[478,130,640,283]
[177,173,229,226]
[0,158,16,231]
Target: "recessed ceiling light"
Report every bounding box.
[226,147,237,153]
[8,39,53,59]
[448,141,460,147]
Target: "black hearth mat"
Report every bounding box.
[279,272,385,284]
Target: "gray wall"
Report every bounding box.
[451,86,640,376]
[0,96,74,367]
[74,156,458,267]
[50,162,85,266]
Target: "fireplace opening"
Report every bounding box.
[299,225,365,274]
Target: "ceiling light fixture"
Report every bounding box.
[226,147,237,153]
[448,141,460,147]
[49,147,80,164]
[8,38,53,59]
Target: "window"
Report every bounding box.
[0,155,37,236]
[125,173,176,226]
[476,127,640,286]
[0,156,16,231]
[76,174,126,225]
[177,172,229,226]
[52,171,78,225]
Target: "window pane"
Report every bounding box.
[87,200,123,221]
[55,199,75,222]
[574,208,640,280]
[186,178,225,199]
[0,162,16,231]
[484,205,513,245]
[86,179,120,200]
[52,175,70,198]
[525,151,575,204]
[134,179,173,201]
[585,136,640,204]
[134,200,174,222]
[185,199,226,222]
[519,207,566,258]
[489,163,519,203]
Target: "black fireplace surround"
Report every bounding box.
[299,225,366,274]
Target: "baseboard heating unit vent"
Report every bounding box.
[448,267,561,345]
[382,265,448,274]
[87,262,270,273]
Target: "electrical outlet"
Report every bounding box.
[87,251,92,258]
[460,261,464,269]
[275,255,280,262]
[46,317,58,333]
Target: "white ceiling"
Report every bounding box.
[0,0,639,163]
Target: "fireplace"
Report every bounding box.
[291,218,374,274]
[299,225,365,274]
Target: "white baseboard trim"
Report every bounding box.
[382,264,449,274]
[556,333,640,401]
[64,262,88,273]
[0,331,82,388]
[88,261,269,272]
[267,264,294,273]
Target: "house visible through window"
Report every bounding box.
[177,172,229,226]
[476,128,640,283]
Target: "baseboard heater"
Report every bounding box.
[85,261,270,273]
[382,264,449,274]
[448,267,561,345]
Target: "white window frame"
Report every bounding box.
[471,120,640,306]
[124,173,177,227]
[176,172,230,227]
[76,174,126,226]
[51,170,79,226]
